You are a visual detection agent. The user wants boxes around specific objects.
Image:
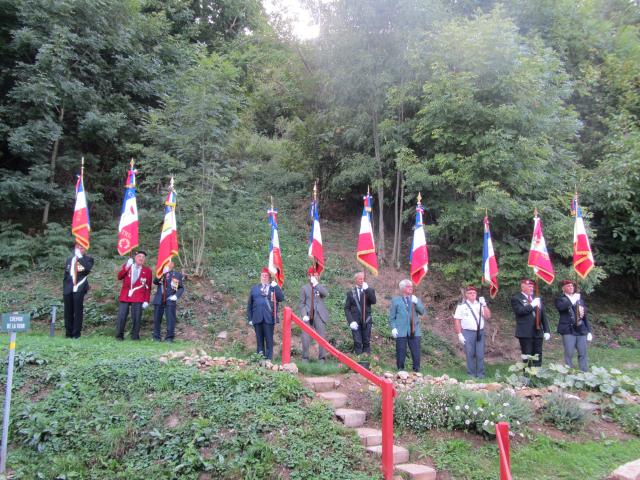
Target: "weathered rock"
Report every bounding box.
[281,362,298,374]
[216,331,228,340]
[608,459,640,480]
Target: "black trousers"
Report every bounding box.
[351,320,372,354]
[395,335,421,372]
[518,337,544,366]
[116,302,143,340]
[63,291,87,338]
[153,303,176,341]
[254,322,275,360]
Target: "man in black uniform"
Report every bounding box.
[510,278,550,366]
[152,261,185,342]
[62,243,94,338]
[344,272,377,355]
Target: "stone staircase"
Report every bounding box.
[304,376,437,480]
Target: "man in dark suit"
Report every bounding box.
[555,279,592,371]
[116,250,153,340]
[299,266,330,361]
[247,267,284,360]
[344,271,377,355]
[152,260,184,342]
[511,278,551,366]
[62,243,94,338]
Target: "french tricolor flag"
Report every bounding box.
[572,194,594,279]
[528,212,555,284]
[308,199,325,276]
[482,215,499,298]
[356,193,378,276]
[410,194,429,285]
[268,205,285,287]
[117,165,139,256]
[155,180,179,278]
[71,171,90,249]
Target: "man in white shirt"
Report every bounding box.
[453,285,491,378]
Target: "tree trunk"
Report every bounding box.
[372,108,385,262]
[391,168,401,263]
[42,106,64,225]
[396,175,404,270]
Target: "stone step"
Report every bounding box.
[304,376,340,393]
[335,408,366,427]
[317,391,348,408]
[395,463,437,480]
[366,445,410,465]
[354,427,383,446]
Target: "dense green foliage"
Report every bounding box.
[1,0,639,291]
[3,335,378,479]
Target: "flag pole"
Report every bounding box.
[130,158,135,258]
[574,189,580,293]
[533,208,541,331]
[312,181,318,274]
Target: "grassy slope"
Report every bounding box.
[2,334,379,479]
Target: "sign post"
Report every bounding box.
[0,312,30,475]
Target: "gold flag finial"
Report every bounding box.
[313,181,317,201]
[270,195,274,209]
[417,192,422,204]
[130,157,135,169]
[367,185,370,196]
[81,156,85,176]
[169,176,174,190]
[534,207,539,217]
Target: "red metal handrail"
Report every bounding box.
[281,306,397,480]
[496,422,512,480]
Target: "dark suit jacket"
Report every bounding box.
[247,284,284,325]
[63,254,94,295]
[555,294,591,336]
[511,292,550,338]
[152,271,185,306]
[344,287,376,325]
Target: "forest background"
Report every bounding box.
[0,0,639,293]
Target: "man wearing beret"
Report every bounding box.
[152,260,185,343]
[116,250,152,340]
[511,278,551,366]
[247,267,284,360]
[555,279,592,371]
[62,243,94,338]
[453,285,491,378]
[299,266,329,362]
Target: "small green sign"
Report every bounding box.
[1,313,30,332]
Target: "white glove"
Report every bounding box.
[543,332,550,341]
[362,282,369,290]
[310,276,318,287]
[587,333,593,342]
[126,258,134,268]
[248,321,253,326]
[142,302,149,309]
[302,315,310,322]
[270,281,277,287]
[391,328,398,338]
[458,332,466,345]
[350,321,358,330]
[74,248,83,258]
[411,295,418,304]
[168,295,177,302]
[530,298,541,308]
[163,265,169,274]
[479,296,487,307]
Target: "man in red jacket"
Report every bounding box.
[116,250,152,340]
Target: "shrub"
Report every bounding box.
[542,393,589,431]
[614,404,640,436]
[395,385,457,431]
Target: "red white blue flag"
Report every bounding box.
[528,212,555,284]
[155,179,179,278]
[410,194,429,285]
[308,197,325,276]
[117,164,139,256]
[571,194,594,279]
[482,215,499,298]
[356,193,378,276]
[268,205,285,287]
[71,168,90,249]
